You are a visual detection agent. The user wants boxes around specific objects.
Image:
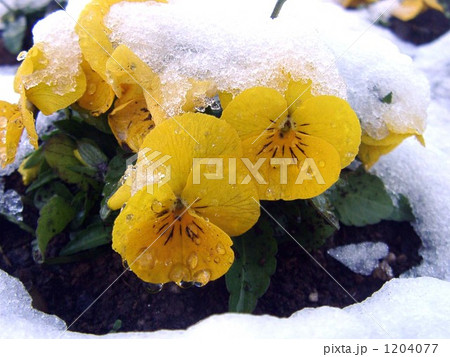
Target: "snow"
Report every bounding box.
[328,242,389,276]
[279,0,429,140]
[1,270,449,338]
[0,179,23,221]
[24,10,82,95]
[105,0,347,117]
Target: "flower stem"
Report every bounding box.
[271,0,287,19]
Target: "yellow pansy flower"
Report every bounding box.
[14,44,86,116]
[110,113,260,285]
[221,85,361,201]
[77,59,115,116]
[0,100,37,167]
[340,0,379,8]
[18,156,39,186]
[358,131,425,168]
[106,45,164,151]
[391,0,444,21]
[76,0,167,82]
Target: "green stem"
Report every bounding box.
[271,0,287,19]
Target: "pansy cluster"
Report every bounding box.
[1,0,372,286]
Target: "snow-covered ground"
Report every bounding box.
[1,0,449,338]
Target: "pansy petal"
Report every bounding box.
[108,90,155,152]
[139,113,242,196]
[358,142,400,169]
[391,0,423,21]
[241,132,341,200]
[221,87,288,140]
[107,177,132,211]
[424,0,444,12]
[77,1,166,79]
[106,45,167,124]
[78,60,114,116]
[291,95,361,168]
[18,91,38,149]
[182,79,217,113]
[0,101,23,167]
[218,91,233,110]
[106,45,161,97]
[285,79,314,115]
[15,45,86,115]
[182,157,260,237]
[361,133,410,147]
[113,186,234,284]
[112,183,176,257]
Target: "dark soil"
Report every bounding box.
[0,174,422,335]
[389,10,450,45]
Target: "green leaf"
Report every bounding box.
[328,169,394,227]
[76,139,108,168]
[24,147,45,169]
[36,195,76,257]
[33,182,73,210]
[309,194,340,230]
[69,191,95,229]
[60,222,112,256]
[381,91,393,104]
[388,194,414,222]
[72,110,113,134]
[295,200,337,251]
[25,170,58,193]
[3,15,27,54]
[43,134,95,190]
[100,154,127,219]
[226,220,277,313]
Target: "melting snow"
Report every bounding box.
[328,242,389,276]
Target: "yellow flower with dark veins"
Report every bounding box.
[0,100,37,167]
[109,113,260,285]
[391,0,444,21]
[106,45,165,152]
[221,83,361,200]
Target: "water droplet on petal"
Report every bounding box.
[126,213,134,221]
[164,259,172,267]
[216,243,226,255]
[214,257,220,264]
[169,264,190,283]
[193,269,211,287]
[151,200,163,213]
[194,237,202,245]
[318,160,325,168]
[87,83,97,95]
[187,252,198,269]
[177,281,194,289]
[136,250,155,269]
[143,282,163,294]
[17,51,27,61]
[122,260,131,271]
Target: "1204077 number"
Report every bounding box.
[384,344,438,354]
